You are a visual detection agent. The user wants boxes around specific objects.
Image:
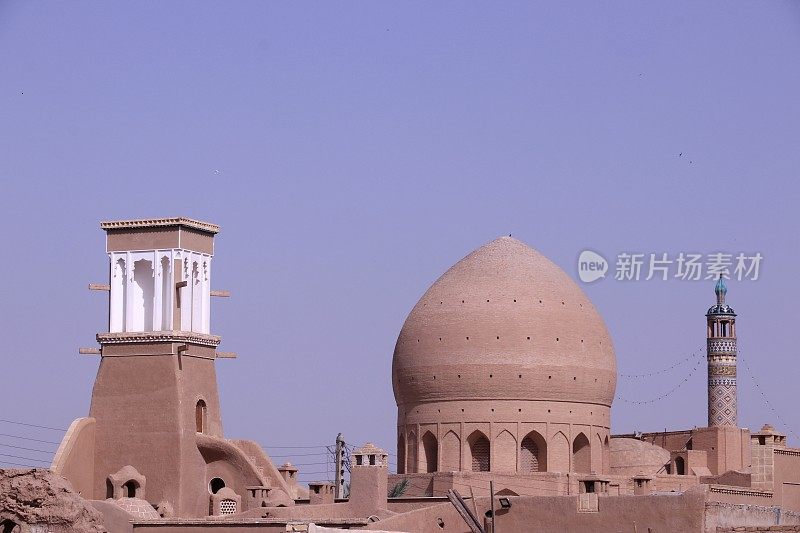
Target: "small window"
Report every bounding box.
[369,454,376,465]
[209,477,225,494]
[196,400,207,433]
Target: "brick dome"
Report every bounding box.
[392,237,617,474]
[115,497,160,520]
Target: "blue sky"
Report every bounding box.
[1,2,799,479]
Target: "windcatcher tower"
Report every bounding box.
[52,217,296,517]
[707,276,738,427]
[90,217,224,514]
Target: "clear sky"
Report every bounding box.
[1,2,799,480]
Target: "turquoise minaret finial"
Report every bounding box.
[715,275,727,305]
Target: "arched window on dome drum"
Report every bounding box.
[468,431,490,472]
[196,400,207,433]
[397,434,406,474]
[592,433,603,473]
[520,431,547,473]
[572,433,591,473]
[407,431,418,474]
[441,431,461,471]
[422,431,438,473]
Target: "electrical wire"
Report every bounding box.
[0,442,56,455]
[616,355,704,404]
[0,452,50,465]
[0,433,62,445]
[618,345,704,379]
[0,419,66,432]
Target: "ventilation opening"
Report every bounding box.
[219,499,237,515]
[209,477,225,494]
[122,480,139,498]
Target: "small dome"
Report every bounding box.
[707,304,736,316]
[115,497,160,520]
[392,236,616,408]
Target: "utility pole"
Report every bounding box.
[334,433,345,498]
[490,480,496,533]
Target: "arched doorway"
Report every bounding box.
[675,456,686,475]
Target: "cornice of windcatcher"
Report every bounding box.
[97,331,221,347]
[100,217,220,234]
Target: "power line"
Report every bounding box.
[0,460,41,468]
[619,345,705,379]
[261,444,328,450]
[0,419,66,432]
[616,355,704,405]
[0,432,62,445]
[288,461,334,467]
[0,452,51,465]
[740,352,800,443]
[0,442,56,455]
[267,452,330,458]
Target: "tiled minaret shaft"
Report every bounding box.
[707,276,737,427]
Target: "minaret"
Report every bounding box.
[706,276,738,427]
